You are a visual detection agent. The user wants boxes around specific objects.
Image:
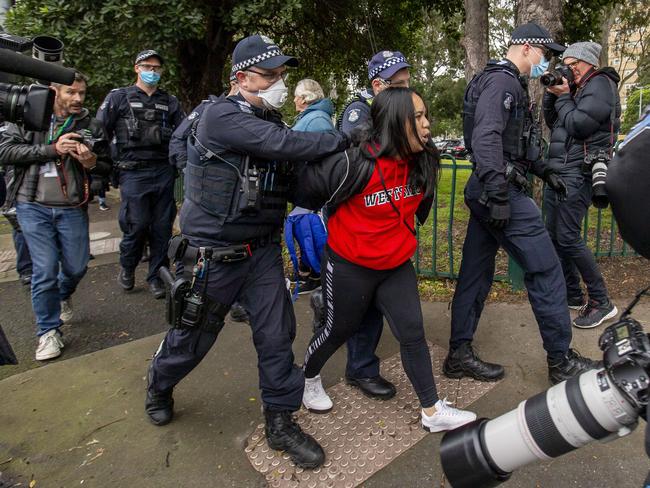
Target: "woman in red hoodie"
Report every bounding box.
[296,87,477,432]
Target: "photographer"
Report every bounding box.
[0,71,111,361]
[542,42,620,329]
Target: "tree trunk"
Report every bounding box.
[599,5,620,67]
[177,14,235,111]
[462,0,489,81]
[516,0,563,203]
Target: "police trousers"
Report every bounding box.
[543,175,609,304]
[450,173,572,360]
[118,164,176,283]
[149,243,304,412]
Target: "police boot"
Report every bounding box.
[118,267,135,291]
[229,302,249,323]
[443,342,505,382]
[310,289,325,334]
[145,364,174,426]
[264,410,325,469]
[548,349,603,385]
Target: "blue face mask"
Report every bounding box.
[140,71,161,86]
[530,48,549,79]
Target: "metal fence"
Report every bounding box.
[414,154,635,290]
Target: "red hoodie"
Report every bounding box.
[327,155,423,270]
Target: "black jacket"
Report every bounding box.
[543,67,621,176]
[0,109,112,208]
[294,146,434,225]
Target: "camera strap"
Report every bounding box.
[620,284,650,320]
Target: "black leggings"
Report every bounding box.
[303,247,439,408]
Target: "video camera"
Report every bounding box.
[540,64,574,87]
[441,298,650,487]
[0,32,77,131]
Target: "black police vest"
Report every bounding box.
[184,128,291,241]
[114,89,173,151]
[463,63,532,160]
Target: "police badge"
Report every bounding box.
[348,109,360,123]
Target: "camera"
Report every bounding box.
[584,150,610,208]
[440,299,650,488]
[0,32,76,131]
[74,128,104,153]
[540,64,575,87]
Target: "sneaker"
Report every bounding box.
[297,277,321,295]
[421,398,477,433]
[99,202,110,211]
[548,349,602,384]
[35,329,64,361]
[302,375,333,413]
[572,300,618,329]
[19,273,32,286]
[60,298,74,323]
[567,296,586,311]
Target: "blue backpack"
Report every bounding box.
[284,212,327,295]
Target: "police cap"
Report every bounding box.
[232,35,298,73]
[367,50,411,80]
[509,22,565,53]
[135,49,164,65]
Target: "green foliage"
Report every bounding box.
[561,0,618,43]
[621,87,650,133]
[5,0,204,110]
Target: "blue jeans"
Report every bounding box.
[12,228,33,276]
[16,202,89,336]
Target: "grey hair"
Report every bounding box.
[295,78,325,104]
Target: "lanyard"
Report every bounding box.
[48,114,74,144]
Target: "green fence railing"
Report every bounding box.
[414,154,635,290]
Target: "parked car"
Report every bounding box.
[448,141,470,159]
[435,139,461,154]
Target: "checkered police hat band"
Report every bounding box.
[136,51,159,64]
[510,37,554,45]
[369,56,407,80]
[233,49,282,72]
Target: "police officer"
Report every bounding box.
[444,23,600,385]
[97,50,184,299]
[145,35,347,469]
[309,50,413,402]
[338,50,411,137]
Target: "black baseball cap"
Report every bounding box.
[231,35,298,72]
[135,49,164,65]
[509,22,565,53]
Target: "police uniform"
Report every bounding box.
[445,23,598,385]
[97,67,184,292]
[168,95,218,171]
[338,88,373,137]
[145,35,348,468]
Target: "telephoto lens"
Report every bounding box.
[441,316,650,488]
[591,159,609,208]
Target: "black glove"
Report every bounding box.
[545,171,568,201]
[487,199,510,229]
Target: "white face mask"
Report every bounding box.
[257,78,288,109]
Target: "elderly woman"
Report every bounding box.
[285,79,335,295]
[293,79,335,133]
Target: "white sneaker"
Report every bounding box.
[60,299,74,323]
[35,329,64,361]
[302,375,333,413]
[421,398,477,433]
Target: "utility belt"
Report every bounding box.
[158,232,280,332]
[116,160,162,171]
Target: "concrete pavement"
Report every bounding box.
[0,286,647,488]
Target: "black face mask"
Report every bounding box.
[607,109,650,259]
